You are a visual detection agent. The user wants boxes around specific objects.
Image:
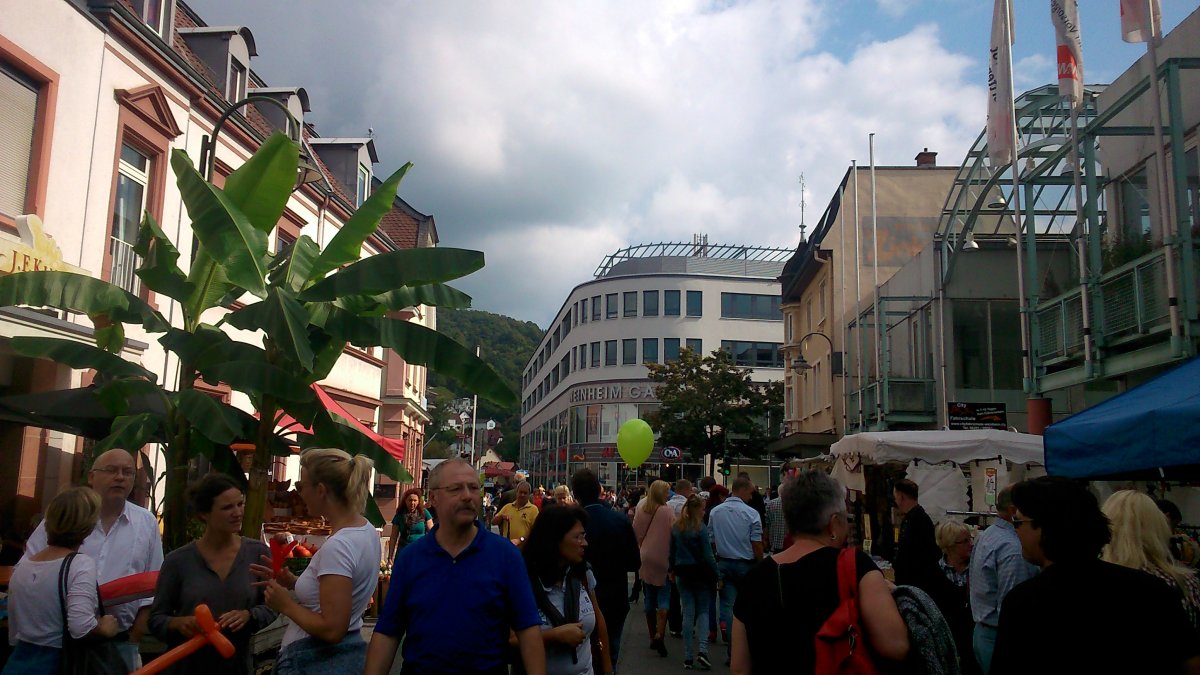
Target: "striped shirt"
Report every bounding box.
[968,518,1039,627]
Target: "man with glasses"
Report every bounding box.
[495,481,539,544]
[365,459,545,675]
[968,485,1038,674]
[22,448,163,670]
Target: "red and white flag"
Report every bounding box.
[1120,0,1161,43]
[987,0,1016,166]
[1051,0,1083,106]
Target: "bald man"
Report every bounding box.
[23,448,164,670]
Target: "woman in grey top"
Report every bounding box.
[149,474,274,674]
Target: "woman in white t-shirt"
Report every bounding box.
[252,448,381,674]
[3,487,119,674]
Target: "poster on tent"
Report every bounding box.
[947,402,1008,430]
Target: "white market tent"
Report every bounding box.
[829,429,1045,522]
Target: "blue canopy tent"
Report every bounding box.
[1045,357,1200,480]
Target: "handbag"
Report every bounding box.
[58,552,129,675]
[808,548,882,675]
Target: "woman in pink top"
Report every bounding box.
[633,480,675,658]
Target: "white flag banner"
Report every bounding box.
[1051,0,1083,106]
[987,0,1016,166]
[1120,0,1161,43]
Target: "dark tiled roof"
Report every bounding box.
[379,207,420,249]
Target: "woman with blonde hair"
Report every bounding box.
[3,487,118,674]
[252,448,380,673]
[632,480,675,657]
[1102,490,1200,629]
[930,521,979,674]
[669,494,719,670]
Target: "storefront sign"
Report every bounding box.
[947,402,1008,430]
[570,382,657,403]
[661,446,682,461]
[2,215,87,276]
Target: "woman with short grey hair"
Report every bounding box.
[729,471,910,674]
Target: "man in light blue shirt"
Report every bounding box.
[968,485,1039,674]
[707,476,763,646]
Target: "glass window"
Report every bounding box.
[560,355,570,381]
[601,404,620,442]
[720,293,782,320]
[642,338,658,364]
[686,290,703,317]
[591,342,601,368]
[664,290,681,316]
[605,340,618,366]
[111,143,150,295]
[643,290,659,317]
[664,338,681,362]
[580,298,588,324]
[721,340,784,368]
[0,66,39,219]
[227,58,247,102]
[356,164,370,207]
[953,302,989,389]
[991,302,1021,390]
[623,291,637,317]
[686,338,702,354]
[622,339,637,364]
[606,293,618,319]
[591,296,602,321]
[586,405,601,443]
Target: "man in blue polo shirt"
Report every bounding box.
[707,476,763,646]
[364,459,546,675]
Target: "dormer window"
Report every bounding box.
[228,58,247,102]
[356,164,370,206]
[133,0,172,36]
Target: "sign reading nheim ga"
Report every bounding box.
[947,402,1008,431]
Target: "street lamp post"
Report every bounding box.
[198,95,324,188]
[791,332,837,433]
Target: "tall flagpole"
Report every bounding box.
[853,161,864,431]
[869,134,882,427]
[839,175,848,436]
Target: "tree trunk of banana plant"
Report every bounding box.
[161,373,194,552]
[243,395,277,538]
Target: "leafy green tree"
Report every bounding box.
[0,132,514,549]
[645,348,782,464]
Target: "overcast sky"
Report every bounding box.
[187,0,1196,328]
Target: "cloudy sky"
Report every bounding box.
[188,0,1195,327]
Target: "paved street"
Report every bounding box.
[615,602,732,674]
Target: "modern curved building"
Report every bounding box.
[519,239,790,489]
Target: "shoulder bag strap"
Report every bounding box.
[837,547,860,625]
[637,506,659,547]
[58,552,77,645]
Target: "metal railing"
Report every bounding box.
[109,237,142,296]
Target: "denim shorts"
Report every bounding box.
[642,582,670,613]
[274,633,366,674]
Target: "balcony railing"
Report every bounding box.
[1036,248,1178,360]
[847,378,936,430]
[109,237,142,296]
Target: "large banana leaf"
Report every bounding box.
[184,248,237,320]
[0,271,167,332]
[171,150,268,298]
[307,335,346,384]
[177,389,247,445]
[372,283,473,310]
[160,326,268,372]
[134,212,191,303]
[92,317,125,354]
[300,411,412,483]
[199,361,316,404]
[324,312,517,406]
[299,248,485,302]
[268,235,320,294]
[94,413,162,454]
[221,133,298,235]
[189,430,248,489]
[95,378,168,417]
[11,337,156,381]
[224,289,315,370]
[307,163,412,281]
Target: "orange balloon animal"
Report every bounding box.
[131,604,234,675]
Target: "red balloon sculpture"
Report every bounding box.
[131,604,234,675]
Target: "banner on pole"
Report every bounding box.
[1051,0,1083,106]
[987,0,1016,166]
[1120,0,1161,44]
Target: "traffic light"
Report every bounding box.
[717,458,731,476]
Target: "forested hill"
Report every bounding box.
[429,309,543,453]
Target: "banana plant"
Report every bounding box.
[0,131,516,549]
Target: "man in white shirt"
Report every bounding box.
[667,479,693,517]
[23,448,163,670]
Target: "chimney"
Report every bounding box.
[915,148,937,167]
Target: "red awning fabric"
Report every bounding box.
[484,465,514,478]
[273,384,404,462]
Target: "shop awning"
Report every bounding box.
[483,461,516,478]
[1045,357,1200,480]
[274,384,405,462]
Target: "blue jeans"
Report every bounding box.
[1,642,60,674]
[116,640,142,671]
[275,633,366,674]
[716,558,754,634]
[676,578,713,661]
[974,623,998,675]
[642,582,670,616]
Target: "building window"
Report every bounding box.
[0,65,39,221]
[605,293,618,319]
[591,295,602,321]
[720,293,783,320]
[275,230,296,254]
[686,338,702,354]
[686,290,703,317]
[664,338,681,362]
[580,298,588,324]
[642,338,658,364]
[604,340,618,366]
[819,281,827,322]
[643,290,659,316]
[110,143,150,295]
[623,291,637,317]
[227,58,247,102]
[573,303,578,327]
[560,355,570,381]
[356,164,370,207]
[721,340,785,368]
[622,339,637,365]
[664,290,681,316]
[590,342,601,368]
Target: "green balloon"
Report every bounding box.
[617,418,655,469]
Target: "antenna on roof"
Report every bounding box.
[368,127,374,138]
[798,173,807,240]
